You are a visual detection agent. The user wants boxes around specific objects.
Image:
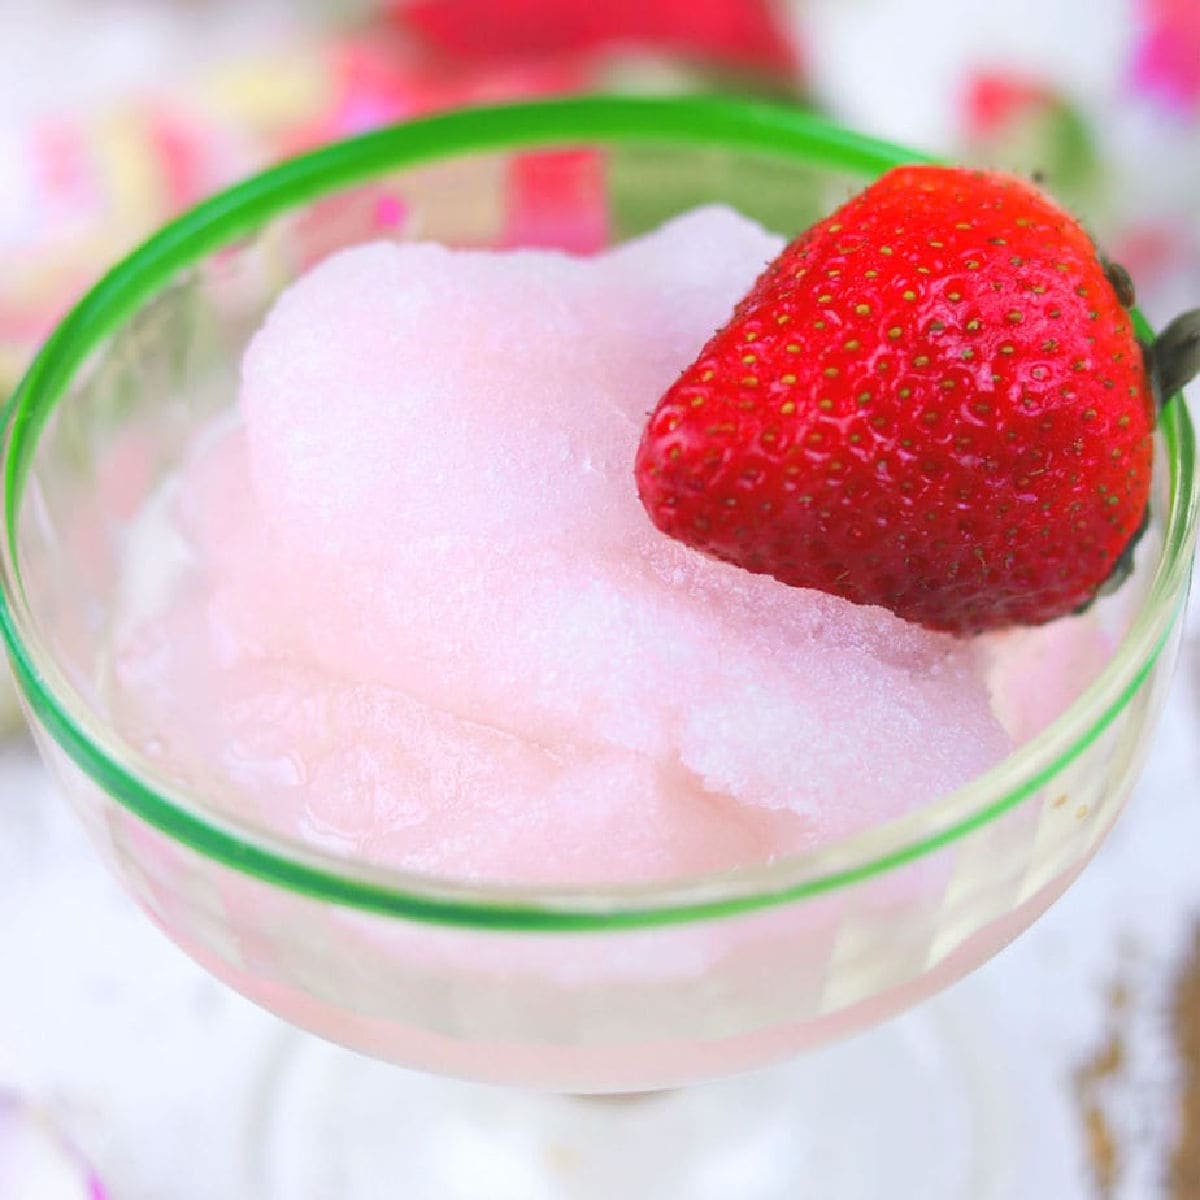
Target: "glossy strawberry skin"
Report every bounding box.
[635,166,1155,633]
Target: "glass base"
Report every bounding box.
[251,994,1024,1200]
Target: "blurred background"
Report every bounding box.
[1,1,1199,1197]
[3,0,1199,413]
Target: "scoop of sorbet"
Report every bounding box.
[112,207,1028,886]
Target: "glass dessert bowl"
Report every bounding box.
[2,96,1197,1195]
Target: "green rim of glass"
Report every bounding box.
[1,95,1196,932]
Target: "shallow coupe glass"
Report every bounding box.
[2,96,1197,1197]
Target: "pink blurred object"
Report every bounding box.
[0,1091,106,1200]
[272,39,610,265]
[390,0,798,75]
[277,37,595,154]
[0,34,605,394]
[1131,0,1200,114]
[0,5,803,399]
[955,68,1101,212]
[501,149,609,253]
[0,103,251,387]
[962,71,1056,137]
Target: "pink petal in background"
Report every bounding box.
[1131,0,1200,114]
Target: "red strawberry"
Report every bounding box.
[635,166,1164,633]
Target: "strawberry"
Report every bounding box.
[635,165,1172,633]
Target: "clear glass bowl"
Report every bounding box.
[1,97,1197,1105]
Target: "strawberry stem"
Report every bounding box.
[1150,309,1200,404]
